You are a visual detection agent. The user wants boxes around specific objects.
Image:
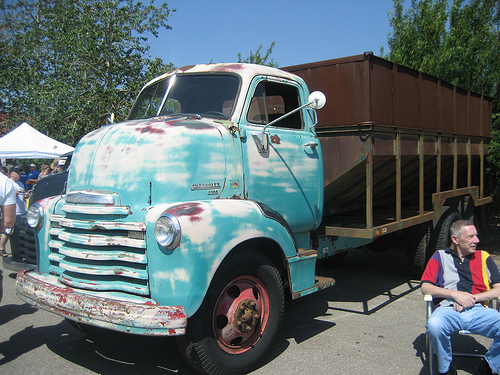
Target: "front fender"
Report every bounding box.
[145,199,296,317]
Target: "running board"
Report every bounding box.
[291,275,336,300]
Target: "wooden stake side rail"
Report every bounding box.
[318,124,492,239]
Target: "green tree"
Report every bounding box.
[385,0,500,195]
[238,42,279,67]
[385,0,500,111]
[0,0,175,145]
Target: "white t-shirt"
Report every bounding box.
[0,173,16,207]
[10,179,27,216]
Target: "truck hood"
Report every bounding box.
[68,116,231,213]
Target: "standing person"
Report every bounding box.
[38,164,51,179]
[421,220,500,375]
[55,158,66,172]
[0,172,15,301]
[0,172,16,257]
[26,163,40,190]
[50,158,59,173]
[0,167,27,259]
[18,166,27,187]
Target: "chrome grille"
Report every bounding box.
[48,191,149,296]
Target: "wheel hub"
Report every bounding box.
[234,299,259,333]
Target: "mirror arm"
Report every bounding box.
[309,108,318,131]
[255,91,324,154]
[262,99,319,133]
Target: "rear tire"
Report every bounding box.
[407,209,463,277]
[176,249,284,375]
[407,221,432,278]
[434,209,462,251]
[466,205,488,240]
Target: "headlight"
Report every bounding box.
[154,213,181,250]
[27,203,44,230]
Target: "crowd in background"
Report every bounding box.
[0,157,67,187]
[0,157,69,257]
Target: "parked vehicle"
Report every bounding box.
[2,152,71,271]
[15,53,492,374]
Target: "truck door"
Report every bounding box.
[240,77,323,234]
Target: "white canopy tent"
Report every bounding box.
[0,122,74,159]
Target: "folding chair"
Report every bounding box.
[425,295,499,375]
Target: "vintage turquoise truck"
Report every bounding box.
[16,53,492,374]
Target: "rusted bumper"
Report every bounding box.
[16,270,187,336]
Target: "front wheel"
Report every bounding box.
[177,249,284,375]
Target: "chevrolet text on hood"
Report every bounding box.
[15,54,492,375]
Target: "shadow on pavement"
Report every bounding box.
[1,245,423,374]
[261,246,421,368]
[413,332,489,375]
[0,303,37,326]
[1,318,195,374]
[320,246,421,314]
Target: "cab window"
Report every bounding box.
[247,81,303,129]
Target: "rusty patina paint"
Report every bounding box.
[270,134,281,145]
[167,203,204,222]
[135,124,166,135]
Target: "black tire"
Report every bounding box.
[434,210,462,251]
[176,249,285,375]
[407,221,432,278]
[407,209,463,277]
[465,205,488,240]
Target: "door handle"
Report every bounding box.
[303,142,318,148]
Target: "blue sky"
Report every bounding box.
[149,0,398,68]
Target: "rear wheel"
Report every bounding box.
[407,208,464,277]
[407,221,432,278]
[434,209,462,251]
[177,249,284,375]
[464,205,488,240]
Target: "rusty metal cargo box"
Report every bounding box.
[284,53,492,238]
[316,124,491,238]
[283,52,492,137]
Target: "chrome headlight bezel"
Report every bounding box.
[27,203,44,230]
[154,212,181,250]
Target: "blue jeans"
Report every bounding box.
[427,304,500,373]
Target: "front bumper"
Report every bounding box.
[16,270,187,336]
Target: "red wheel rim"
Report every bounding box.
[213,275,270,354]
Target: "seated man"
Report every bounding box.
[422,220,500,375]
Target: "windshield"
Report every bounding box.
[128,74,240,120]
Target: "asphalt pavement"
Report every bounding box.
[0,246,494,374]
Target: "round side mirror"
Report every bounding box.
[308,91,327,109]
